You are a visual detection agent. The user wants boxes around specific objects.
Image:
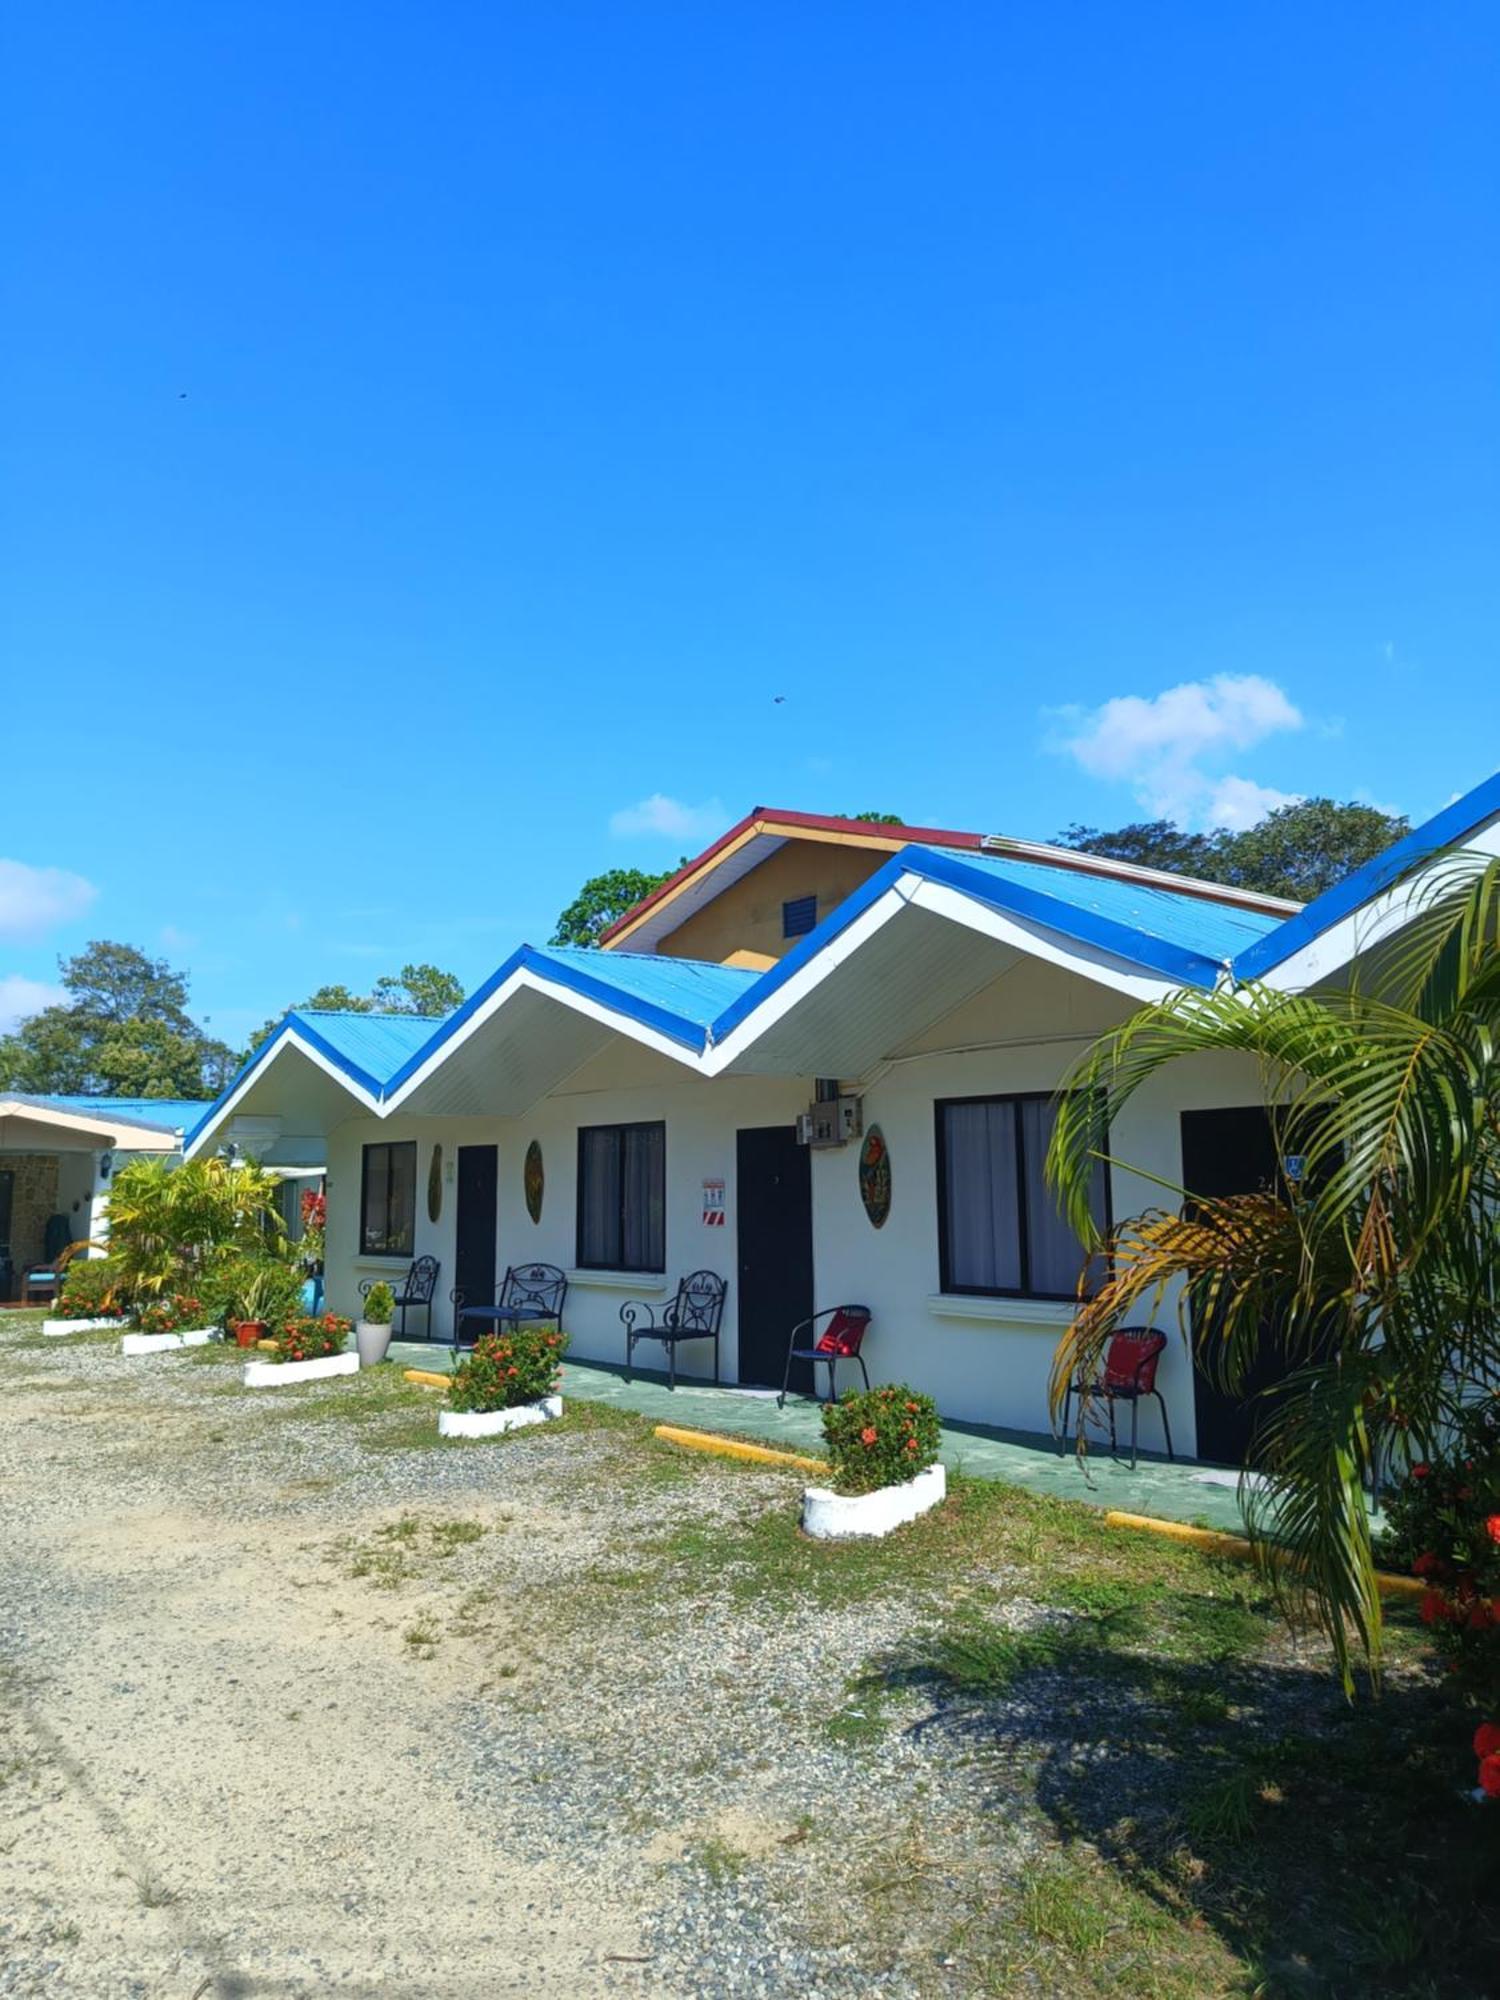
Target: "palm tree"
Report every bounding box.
[106,1155,287,1299]
[1046,854,1500,1689]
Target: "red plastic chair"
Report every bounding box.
[778,1305,872,1407]
[1061,1327,1173,1469]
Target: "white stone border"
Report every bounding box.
[802,1462,947,1540]
[438,1394,563,1439]
[121,1328,218,1356]
[41,1316,125,1338]
[243,1351,359,1388]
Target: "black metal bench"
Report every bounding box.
[450,1262,567,1355]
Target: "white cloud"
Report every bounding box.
[0,858,96,940]
[609,793,728,844]
[1204,774,1301,831]
[1050,673,1305,829]
[0,973,66,1034]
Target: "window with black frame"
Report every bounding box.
[360,1141,417,1257]
[576,1121,665,1272]
[935,1093,1108,1300]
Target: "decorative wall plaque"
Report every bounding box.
[858,1125,891,1229]
[427,1144,443,1224]
[523,1139,544,1225]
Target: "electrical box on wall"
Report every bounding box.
[796,1095,863,1148]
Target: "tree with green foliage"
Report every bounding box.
[1057,798,1409,902]
[550,866,677,949]
[1047,853,1500,1693]
[0,941,236,1098]
[847,810,905,824]
[245,963,465,1058]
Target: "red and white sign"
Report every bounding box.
[702,1178,726,1227]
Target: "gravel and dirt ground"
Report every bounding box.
[2,1316,1495,1999]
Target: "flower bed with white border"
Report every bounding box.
[121,1329,218,1356]
[802,1462,947,1541]
[42,1317,125,1338]
[243,1352,359,1388]
[438,1394,563,1440]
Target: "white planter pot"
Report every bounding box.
[120,1328,218,1356]
[243,1351,359,1388]
[438,1394,563,1439]
[41,1316,123,1338]
[356,1320,394,1368]
[802,1462,947,1541]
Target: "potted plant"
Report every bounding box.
[439,1322,568,1439]
[357,1281,396,1368]
[802,1383,946,1540]
[220,1258,302,1348]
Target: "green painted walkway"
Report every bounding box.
[389,1341,1257,1533]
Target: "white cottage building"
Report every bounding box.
[183,779,1500,1464]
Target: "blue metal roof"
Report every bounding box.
[13,1094,209,1131]
[288,1011,444,1091]
[1232,767,1500,979]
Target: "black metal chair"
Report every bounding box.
[621,1270,727,1389]
[361,1254,440,1342]
[450,1262,567,1354]
[777,1304,873,1408]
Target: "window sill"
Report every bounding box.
[926,1293,1078,1328]
[354,1254,414,1269]
[568,1269,669,1293]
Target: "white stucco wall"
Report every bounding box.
[317,956,1269,1458]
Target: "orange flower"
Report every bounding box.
[860,1425,878,1446]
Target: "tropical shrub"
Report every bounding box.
[1381,1401,1500,1702]
[822,1383,941,1496]
[135,1293,205,1335]
[447,1323,567,1413]
[106,1155,286,1298]
[1047,853,1500,1694]
[362,1281,395,1327]
[198,1254,305,1332]
[299,1188,326,1267]
[57,1256,127,1320]
[270,1312,351,1363]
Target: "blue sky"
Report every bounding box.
[2,3,1497,1050]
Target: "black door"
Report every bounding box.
[736,1126,814,1389]
[454,1146,499,1336]
[1180,1106,1284,1465]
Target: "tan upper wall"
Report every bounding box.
[655,838,890,964]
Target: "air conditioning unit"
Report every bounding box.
[796,1095,863,1148]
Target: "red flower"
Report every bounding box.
[1485,1515,1500,1546]
[860,1425,878,1446]
[1480,1753,1500,1799]
[1419,1589,1449,1626]
[1468,1602,1494,1632]
[1472,1722,1500,1761]
[1411,1463,1430,1480]
[1412,1551,1441,1578]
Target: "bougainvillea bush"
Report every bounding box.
[135,1294,205,1335]
[1381,1399,1500,1794]
[447,1323,567,1413]
[822,1383,941,1496]
[57,1257,128,1320]
[270,1312,351,1363]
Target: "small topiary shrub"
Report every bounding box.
[57,1257,127,1320]
[448,1323,567,1413]
[822,1382,941,1496]
[270,1312,352,1363]
[135,1293,205,1335]
[362,1281,396,1326]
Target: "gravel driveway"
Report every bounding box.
[0,1324,1031,1999]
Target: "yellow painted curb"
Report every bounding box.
[1103,1509,1425,1600]
[402,1368,451,1390]
[255,1338,277,1353]
[654,1423,826,1477]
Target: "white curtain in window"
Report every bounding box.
[943,1100,1022,1291]
[579,1127,620,1267]
[1019,1098,1106,1296]
[621,1124,664,1271]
